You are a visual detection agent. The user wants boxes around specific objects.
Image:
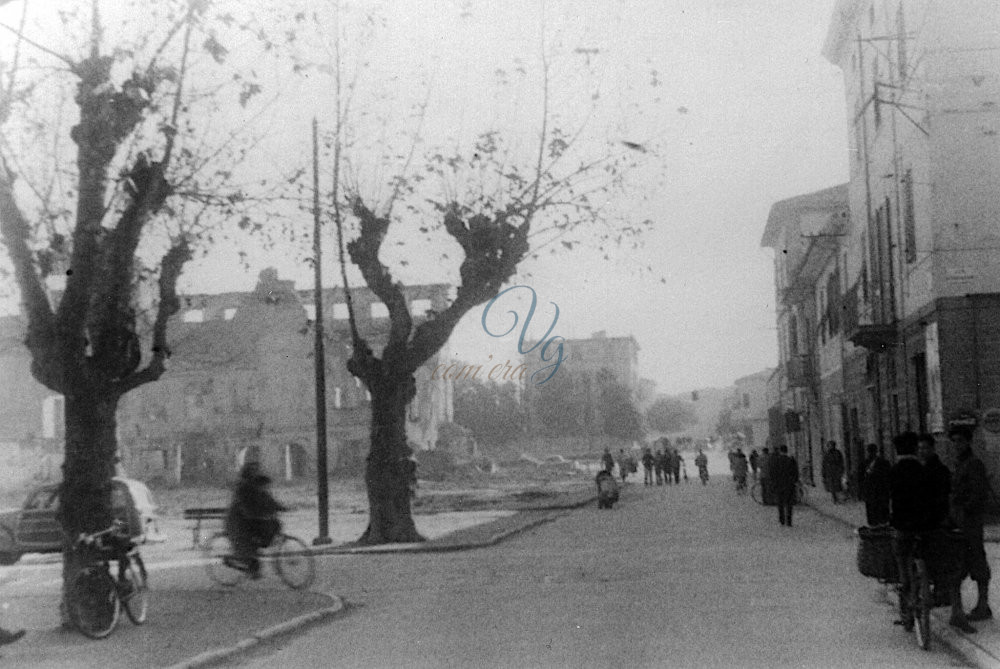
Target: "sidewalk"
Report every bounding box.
[806,491,1000,669]
[0,486,597,668]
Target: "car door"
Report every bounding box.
[16,486,62,552]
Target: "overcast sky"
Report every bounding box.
[2,0,849,396]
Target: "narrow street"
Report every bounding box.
[231,469,968,669]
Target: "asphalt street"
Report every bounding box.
[229,464,970,669]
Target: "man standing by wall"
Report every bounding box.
[950,425,993,621]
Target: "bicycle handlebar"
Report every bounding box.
[74,519,131,550]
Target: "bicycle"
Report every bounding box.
[204,530,316,590]
[69,520,149,639]
[893,532,933,650]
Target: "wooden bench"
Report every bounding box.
[182,507,227,548]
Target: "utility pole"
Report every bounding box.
[312,118,332,546]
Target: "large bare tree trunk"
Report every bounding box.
[358,373,423,545]
[57,391,119,623]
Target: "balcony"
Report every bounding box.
[842,282,897,351]
[848,323,898,351]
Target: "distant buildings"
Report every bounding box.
[726,369,775,451]
[520,330,641,451]
[0,269,454,484]
[762,1,1000,492]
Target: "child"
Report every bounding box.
[595,467,620,509]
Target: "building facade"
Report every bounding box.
[1,269,453,484]
[762,1,1000,494]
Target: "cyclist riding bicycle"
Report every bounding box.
[225,461,287,579]
[889,432,974,634]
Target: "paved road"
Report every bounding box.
[231,471,969,669]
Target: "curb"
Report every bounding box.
[163,592,345,669]
[804,500,1000,669]
[167,496,592,668]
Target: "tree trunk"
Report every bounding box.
[358,374,424,545]
[58,391,120,625]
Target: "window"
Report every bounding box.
[370,302,389,318]
[182,309,204,323]
[902,169,916,263]
[303,304,316,321]
[333,387,342,409]
[332,303,349,319]
[224,308,237,321]
[410,299,432,317]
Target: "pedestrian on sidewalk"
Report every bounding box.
[749,449,760,481]
[821,441,845,504]
[671,449,682,484]
[860,444,890,525]
[949,425,993,622]
[654,449,665,486]
[772,445,798,526]
[617,450,629,483]
[663,448,675,485]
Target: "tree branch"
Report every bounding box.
[347,198,412,367]
[114,238,191,395]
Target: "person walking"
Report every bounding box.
[733,449,748,493]
[772,445,799,526]
[748,449,760,481]
[617,449,629,483]
[695,449,709,484]
[821,441,845,504]
[654,449,665,486]
[860,444,891,526]
[641,448,655,486]
[759,447,772,505]
[671,449,682,485]
[950,425,993,622]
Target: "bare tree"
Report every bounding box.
[0,0,295,618]
[324,8,656,544]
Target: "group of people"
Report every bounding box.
[863,426,992,633]
[638,444,686,486]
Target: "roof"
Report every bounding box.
[760,184,849,248]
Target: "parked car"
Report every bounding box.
[0,476,162,565]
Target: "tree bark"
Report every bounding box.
[357,372,423,545]
[57,390,120,625]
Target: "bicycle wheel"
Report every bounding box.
[913,559,932,651]
[122,554,149,625]
[750,481,763,505]
[70,565,120,639]
[204,532,245,587]
[273,534,316,590]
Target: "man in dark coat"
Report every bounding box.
[771,445,799,526]
[860,444,891,525]
[891,431,975,633]
[950,426,993,622]
[821,441,845,503]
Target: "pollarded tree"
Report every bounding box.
[326,11,659,545]
[0,0,297,617]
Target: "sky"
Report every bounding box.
[0,0,850,396]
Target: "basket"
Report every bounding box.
[857,525,898,582]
